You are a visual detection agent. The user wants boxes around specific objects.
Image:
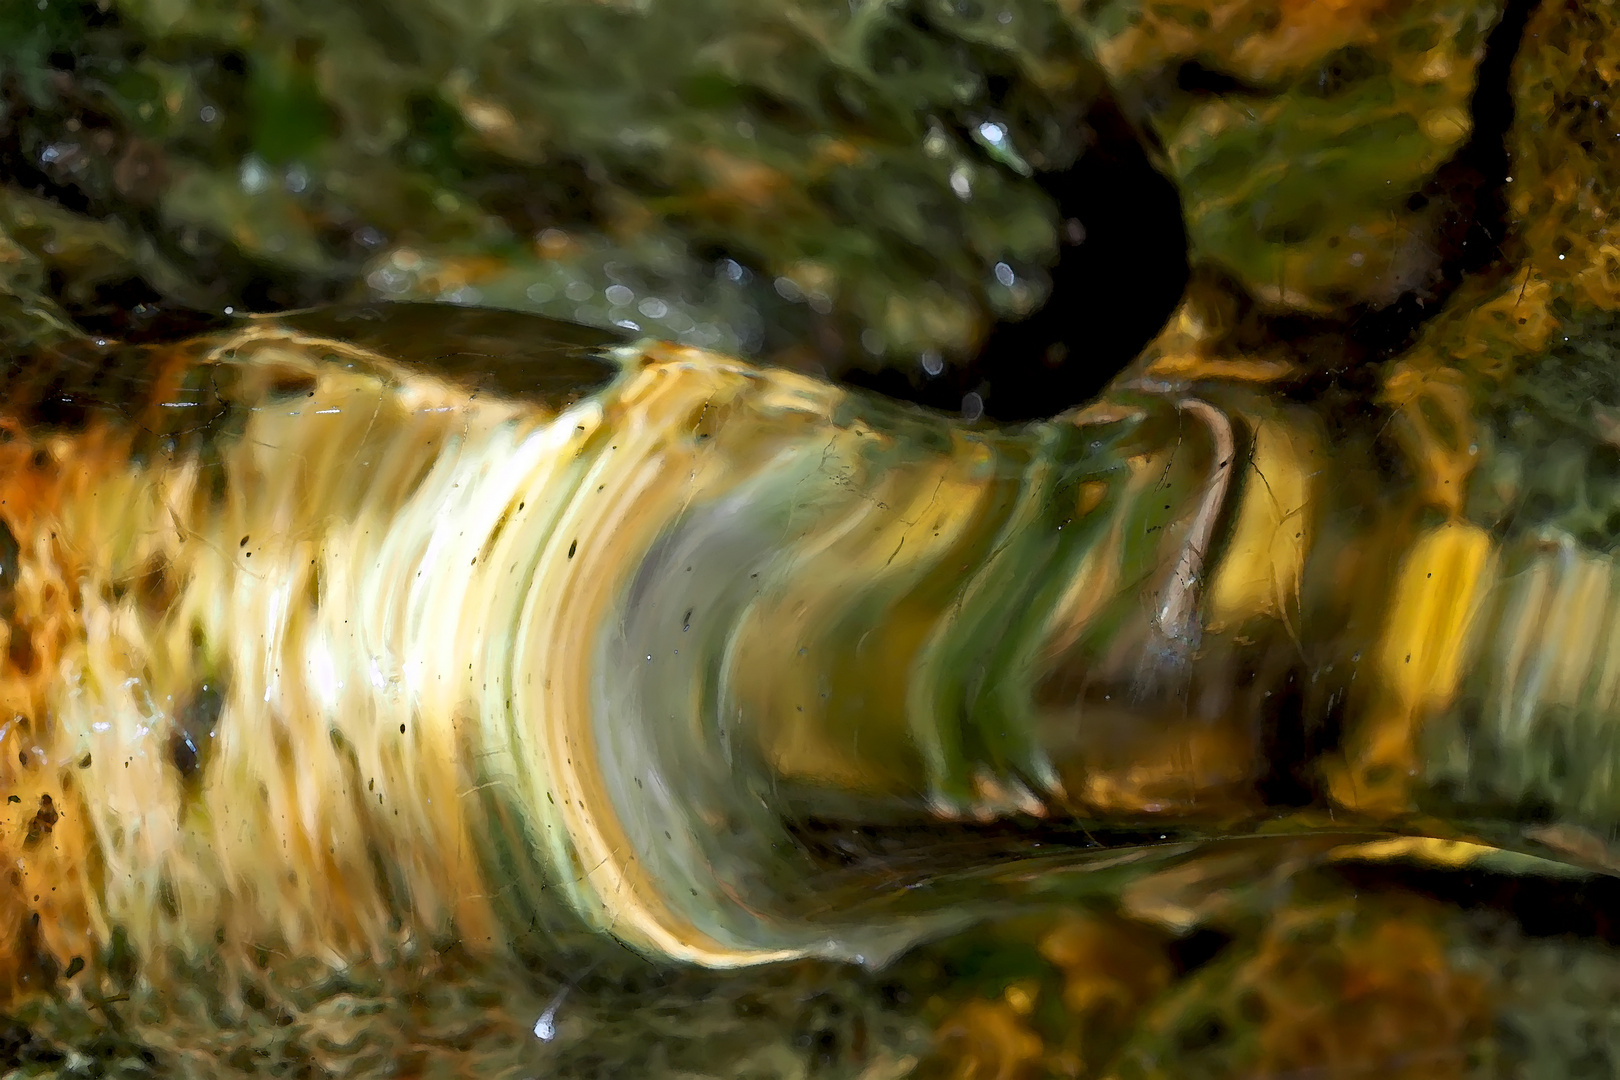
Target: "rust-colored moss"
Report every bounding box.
[1509,0,1620,307]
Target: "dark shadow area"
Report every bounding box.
[1166,926,1236,976]
[1333,860,1620,945]
[843,93,1191,422]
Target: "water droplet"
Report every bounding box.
[239,156,272,195]
[366,266,408,294]
[921,350,944,377]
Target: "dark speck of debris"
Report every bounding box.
[24,794,58,845]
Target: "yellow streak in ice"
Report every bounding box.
[1206,414,1315,632]
[1329,521,1495,815]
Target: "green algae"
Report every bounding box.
[1,0,1098,367]
[1069,0,1503,312]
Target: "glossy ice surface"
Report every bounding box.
[0,281,1612,1076]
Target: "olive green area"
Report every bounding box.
[1073,0,1502,311]
[1404,312,1620,836]
[272,301,624,406]
[1467,309,1620,547]
[0,0,1094,370]
[0,945,938,1079]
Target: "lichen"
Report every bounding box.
[1507,0,1620,308]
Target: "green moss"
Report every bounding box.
[245,55,331,165]
[0,0,1103,364]
[1071,0,1502,311]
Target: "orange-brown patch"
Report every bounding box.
[0,417,131,1003]
[933,999,1045,1080]
[1247,903,1490,1079]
